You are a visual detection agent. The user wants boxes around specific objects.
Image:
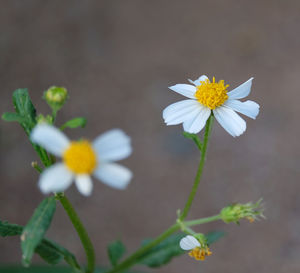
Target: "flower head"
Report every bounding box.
[31,124,133,196]
[179,235,212,261]
[220,199,265,224]
[163,75,260,137]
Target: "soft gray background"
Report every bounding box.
[1,0,299,272]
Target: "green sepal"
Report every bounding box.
[21,197,57,267]
[183,132,203,151]
[60,117,87,130]
[107,240,126,266]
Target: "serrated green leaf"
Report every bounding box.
[21,197,57,267]
[12,89,37,135]
[1,112,25,123]
[0,220,80,268]
[60,117,87,130]
[107,240,126,266]
[205,231,226,245]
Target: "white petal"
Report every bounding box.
[213,106,246,137]
[75,175,93,196]
[183,105,211,134]
[93,129,132,162]
[224,99,260,119]
[227,77,253,99]
[94,163,132,190]
[179,235,201,250]
[163,100,203,125]
[188,75,209,86]
[31,124,70,156]
[168,84,196,99]
[38,163,73,194]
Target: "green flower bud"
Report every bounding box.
[220,199,264,224]
[44,86,68,112]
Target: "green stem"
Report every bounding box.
[179,115,214,220]
[185,214,221,227]
[56,193,95,273]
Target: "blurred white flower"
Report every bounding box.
[179,235,201,250]
[163,75,259,137]
[179,235,212,261]
[31,124,132,196]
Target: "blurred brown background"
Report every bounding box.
[1,0,300,272]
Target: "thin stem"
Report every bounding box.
[185,214,221,227]
[106,224,179,273]
[56,193,95,273]
[179,115,214,220]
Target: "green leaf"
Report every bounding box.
[12,89,37,135]
[60,117,87,130]
[107,240,126,266]
[21,197,57,267]
[182,132,203,151]
[205,231,226,245]
[1,112,25,123]
[0,220,80,268]
[0,220,23,236]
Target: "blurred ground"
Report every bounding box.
[1,0,300,272]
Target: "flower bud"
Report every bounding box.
[44,86,68,112]
[36,114,53,124]
[220,199,264,224]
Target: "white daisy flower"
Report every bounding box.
[31,124,133,196]
[163,75,260,137]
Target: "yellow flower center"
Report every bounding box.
[63,140,97,174]
[195,77,229,109]
[188,247,212,261]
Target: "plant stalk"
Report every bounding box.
[179,115,214,220]
[56,193,95,273]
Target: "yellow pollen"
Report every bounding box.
[195,77,229,109]
[188,247,212,261]
[63,140,97,174]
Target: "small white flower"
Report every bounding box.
[31,124,133,196]
[163,75,260,137]
[179,235,201,250]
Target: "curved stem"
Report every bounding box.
[56,193,95,273]
[179,115,214,220]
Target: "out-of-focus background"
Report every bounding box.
[1,0,300,272]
